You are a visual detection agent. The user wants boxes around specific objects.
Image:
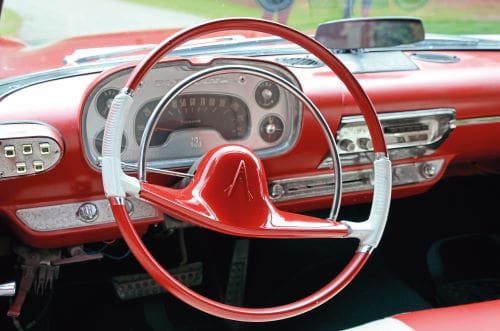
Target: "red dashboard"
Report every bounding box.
[1,39,500,248]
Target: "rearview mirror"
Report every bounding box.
[315,17,425,49]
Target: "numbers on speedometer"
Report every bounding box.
[134,94,250,147]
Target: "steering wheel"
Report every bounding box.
[102,18,391,322]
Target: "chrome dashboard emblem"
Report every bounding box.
[224,160,253,201]
[77,203,99,223]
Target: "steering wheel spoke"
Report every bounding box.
[140,145,350,239]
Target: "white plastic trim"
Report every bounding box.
[341,317,414,331]
[102,91,140,198]
[343,156,392,248]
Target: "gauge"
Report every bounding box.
[260,115,284,143]
[134,99,170,147]
[135,94,250,147]
[255,81,280,109]
[96,88,119,118]
[94,129,126,155]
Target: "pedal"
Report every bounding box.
[7,246,61,317]
[224,239,249,306]
[112,262,203,300]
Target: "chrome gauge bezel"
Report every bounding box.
[318,108,456,168]
[81,59,302,171]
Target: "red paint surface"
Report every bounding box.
[0,23,499,247]
[0,29,270,79]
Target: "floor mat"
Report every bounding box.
[427,233,500,306]
[244,251,431,331]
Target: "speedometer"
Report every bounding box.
[135,94,250,146]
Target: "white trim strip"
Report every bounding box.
[342,317,414,331]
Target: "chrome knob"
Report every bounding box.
[339,139,355,152]
[420,163,437,178]
[357,137,373,150]
[261,88,273,101]
[125,199,134,215]
[270,184,285,199]
[264,123,277,135]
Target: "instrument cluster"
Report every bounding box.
[82,59,301,169]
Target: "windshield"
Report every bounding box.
[0,0,499,79]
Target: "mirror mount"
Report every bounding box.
[315,17,425,51]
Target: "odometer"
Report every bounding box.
[135,94,250,146]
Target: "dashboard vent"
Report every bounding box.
[275,56,323,68]
[411,53,460,64]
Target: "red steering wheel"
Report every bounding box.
[102,18,391,322]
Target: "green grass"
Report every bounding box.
[424,21,500,35]
[126,0,500,35]
[126,0,346,31]
[128,0,262,20]
[0,8,22,37]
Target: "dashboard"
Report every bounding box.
[1,46,500,248]
[82,59,301,169]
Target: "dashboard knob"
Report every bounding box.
[357,137,373,150]
[270,183,285,199]
[77,203,99,223]
[124,199,134,215]
[260,115,284,143]
[255,81,280,109]
[339,139,355,152]
[420,162,437,178]
[261,88,273,101]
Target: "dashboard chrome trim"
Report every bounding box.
[338,108,456,125]
[16,198,158,232]
[319,108,455,168]
[0,122,64,180]
[271,159,445,203]
[456,115,500,126]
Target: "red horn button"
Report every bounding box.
[192,145,272,229]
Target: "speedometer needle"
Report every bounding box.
[154,127,175,132]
